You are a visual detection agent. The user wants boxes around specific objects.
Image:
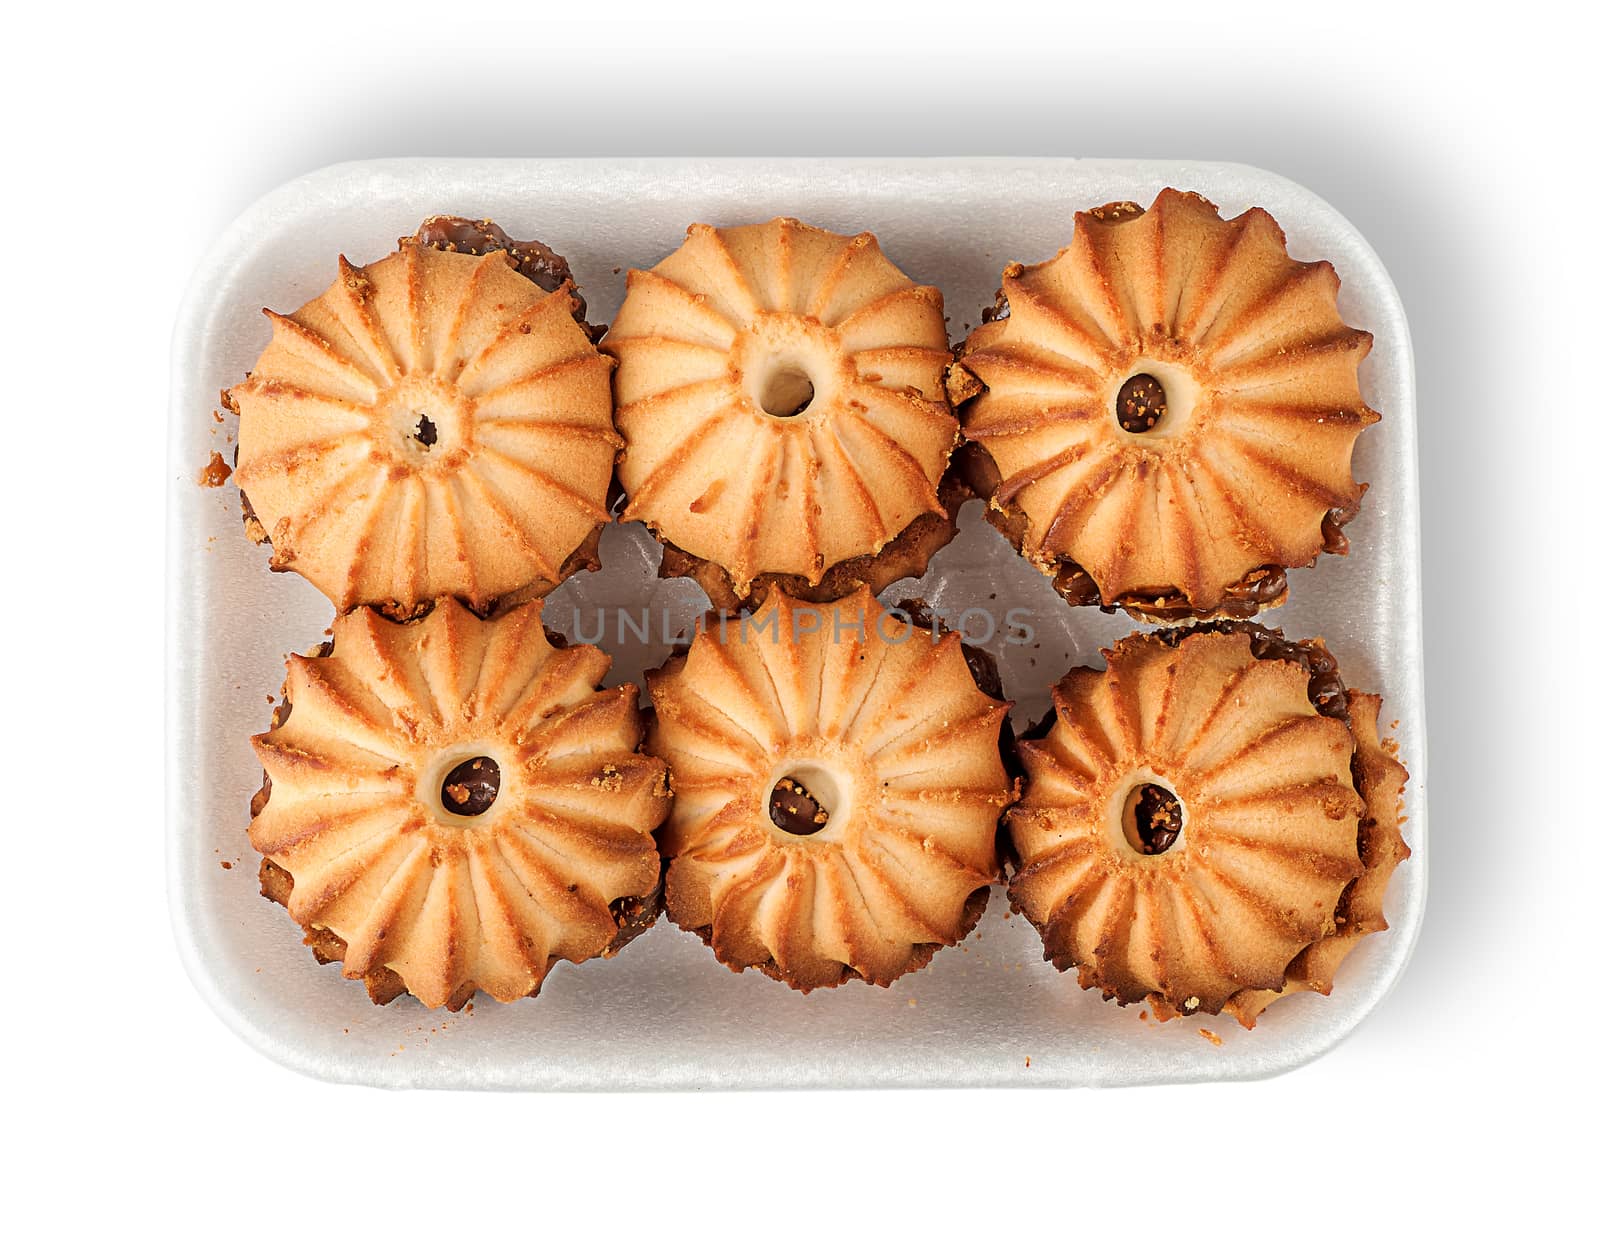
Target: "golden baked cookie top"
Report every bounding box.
[230,235,616,617]
[954,190,1378,620]
[248,598,670,1010]
[605,218,957,605]
[645,588,1014,990]
[1007,624,1387,1018]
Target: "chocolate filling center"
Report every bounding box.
[413,412,438,448]
[1124,783,1183,855]
[442,756,500,817]
[769,776,829,835]
[760,367,815,418]
[1116,373,1167,433]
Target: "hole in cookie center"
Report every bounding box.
[759,366,815,418]
[1115,374,1167,433]
[1123,782,1184,855]
[442,756,500,817]
[768,774,829,836]
[413,411,439,449]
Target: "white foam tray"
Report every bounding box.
[167,158,1426,1089]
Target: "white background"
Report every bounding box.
[5,1,1591,1234]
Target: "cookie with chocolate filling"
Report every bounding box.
[951,190,1377,621]
[229,217,615,618]
[1006,622,1407,1024]
[248,597,671,1010]
[604,218,960,611]
[645,588,1016,990]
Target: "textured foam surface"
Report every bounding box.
[167,158,1426,1089]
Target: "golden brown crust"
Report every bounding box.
[247,598,672,1010]
[685,884,991,991]
[259,859,413,1007]
[654,472,969,611]
[958,440,1296,621]
[257,857,664,1010]
[954,189,1378,620]
[645,588,1016,990]
[1225,691,1410,1026]
[244,521,609,624]
[605,218,958,604]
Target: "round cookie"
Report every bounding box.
[248,597,671,1010]
[605,218,959,609]
[1007,623,1405,1021]
[645,588,1015,989]
[230,223,616,617]
[952,189,1378,621]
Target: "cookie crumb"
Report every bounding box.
[197,451,232,488]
